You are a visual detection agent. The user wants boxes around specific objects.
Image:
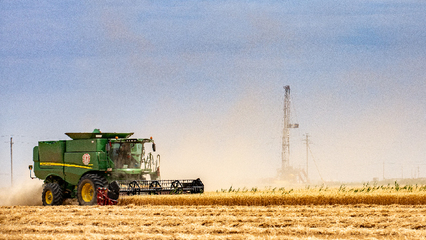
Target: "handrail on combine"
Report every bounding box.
[141,153,160,172]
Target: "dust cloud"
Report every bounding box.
[0,180,43,206]
[144,67,426,190]
[147,84,283,191]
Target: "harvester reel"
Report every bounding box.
[171,180,183,194]
[149,181,161,189]
[149,180,162,194]
[128,180,140,195]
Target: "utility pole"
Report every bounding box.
[382,161,385,180]
[10,137,13,187]
[303,133,310,180]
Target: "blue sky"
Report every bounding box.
[1,1,426,189]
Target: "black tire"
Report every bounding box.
[42,183,64,206]
[77,173,107,205]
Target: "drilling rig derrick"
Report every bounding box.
[279,85,307,183]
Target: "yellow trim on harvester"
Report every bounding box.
[40,162,93,169]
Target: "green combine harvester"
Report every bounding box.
[29,129,204,206]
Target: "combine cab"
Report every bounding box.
[29,129,204,206]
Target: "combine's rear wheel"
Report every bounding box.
[42,183,64,206]
[77,174,107,205]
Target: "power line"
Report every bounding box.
[302,133,311,182]
[307,141,324,184]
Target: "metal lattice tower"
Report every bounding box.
[281,85,298,174]
[281,86,291,171]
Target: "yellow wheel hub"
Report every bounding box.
[81,183,94,202]
[45,190,53,205]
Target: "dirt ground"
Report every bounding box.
[1,204,426,239]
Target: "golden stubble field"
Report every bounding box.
[1,204,426,239]
[2,185,426,239]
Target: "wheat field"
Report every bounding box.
[120,183,426,206]
[2,184,426,239]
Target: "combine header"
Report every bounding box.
[29,129,204,206]
[118,179,204,195]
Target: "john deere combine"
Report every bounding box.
[29,129,204,206]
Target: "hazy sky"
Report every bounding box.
[1,1,426,190]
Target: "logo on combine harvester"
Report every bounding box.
[82,153,90,165]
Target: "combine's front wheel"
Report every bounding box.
[77,174,107,205]
[42,183,64,206]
